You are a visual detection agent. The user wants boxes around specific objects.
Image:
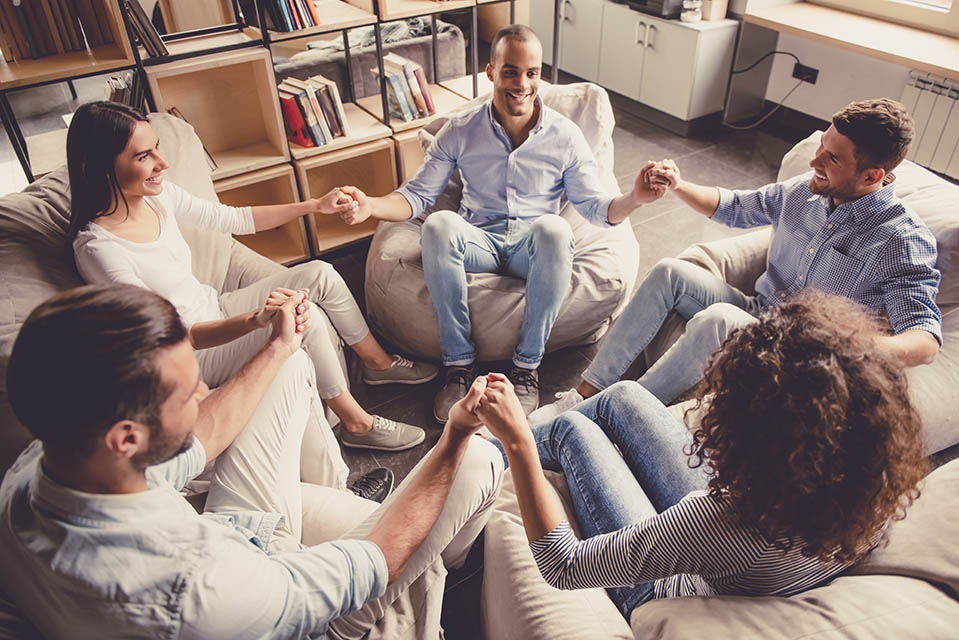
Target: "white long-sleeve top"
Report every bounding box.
[73,182,255,328]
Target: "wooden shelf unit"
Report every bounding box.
[295,138,397,253]
[262,0,378,41]
[393,128,426,182]
[157,0,235,33]
[214,164,310,265]
[289,102,392,160]
[356,83,469,132]
[145,47,290,181]
[0,0,135,90]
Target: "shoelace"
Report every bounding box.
[511,369,539,390]
[372,416,396,432]
[446,367,473,388]
[351,475,383,497]
[392,355,415,369]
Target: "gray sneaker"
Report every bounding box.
[433,365,475,424]
[363,355,439,386]
[509,366,540,416]
[340,415,426,451]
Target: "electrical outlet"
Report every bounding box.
[792,63,819,84]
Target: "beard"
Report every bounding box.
[808,174,860,202]
[131,417,194,471]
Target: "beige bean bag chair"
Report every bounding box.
[364,83,640,362]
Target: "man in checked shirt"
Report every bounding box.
[531,98,941,422]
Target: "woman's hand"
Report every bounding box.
[251,287,309,329]
[314,188,358,216]
[475,373,532,446]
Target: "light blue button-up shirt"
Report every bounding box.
[0,439,387,639]
[397,98,617,227]
[714,172,941,342]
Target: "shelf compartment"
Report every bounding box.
[0,0,134,90]
[356,83,469,133]
[145,48,289,181]
[289,102,392,160]
[262,0,378,41]
[392,129,426,183]
[143,30,261,60]
[440,73,493,100]
[214,164,309,265]
[295,138,397,253]
[359,0,476,22]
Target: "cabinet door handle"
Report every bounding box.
[635,20,646,44]
[646,24,656,49]
[562,0,572,21]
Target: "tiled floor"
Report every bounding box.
[4,70,957,638]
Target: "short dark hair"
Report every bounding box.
[66,101,148,244]
[686,290,927,563]
[7,284,188,458]
[831,99,914,173]
[490,24,540,64]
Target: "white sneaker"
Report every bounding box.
[527,388,584,424]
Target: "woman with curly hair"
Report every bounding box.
[478,290,928,619]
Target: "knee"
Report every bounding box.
[646,257,688,288]
[421,210,462,248]
[686,303,756,338]
[273,350,315,395]
[458,438,505,503]
[529,216,574,255]
[298,260,345,297]
[604,380,646,404]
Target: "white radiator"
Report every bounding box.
[900,72,959,180]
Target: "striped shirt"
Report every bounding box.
[714,172,941,343]
[530,491,873,601]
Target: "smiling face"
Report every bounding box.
[808,125,882,204]
[487,36,543,123]
[113,120,169,201]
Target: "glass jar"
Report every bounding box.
[680,0,702,22]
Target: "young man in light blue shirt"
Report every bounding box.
[0,284,503,639]
[532,98,941,423]
[336,25,663,422]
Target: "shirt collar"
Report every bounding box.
[807,175,898,223]
[486,95,548,138]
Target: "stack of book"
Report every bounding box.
[259,0,321,32]
[372,53,436,123]
[278,75,351,149]
[123,0,167,58]
[0,0,111,61]
[104,70,146,111]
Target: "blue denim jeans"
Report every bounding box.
[582,257,762,404]
[493,381,709,617]
[420,211,575,368]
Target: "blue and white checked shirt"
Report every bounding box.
[714,172,941,342]
[0,439,387,639]
[396,98,617,227]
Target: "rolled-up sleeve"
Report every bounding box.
[181,538,388,639]
[148,438,206,490]
[712,178,793,229]
[562,127,616,228]
[876,228,942,343]
[396,122,459,218]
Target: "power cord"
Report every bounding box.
[726,50,805,131]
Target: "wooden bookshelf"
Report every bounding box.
[289,102,392,160]
[393,129,426,182]
[295,138,397,253]
[263,0,378,41]
[214,164,310,265]
[149,30,260,59]
[0,0,135,90]
[145,48,289,181]
[350,0,475,22]
[356,83,469,133]
[158,0,235,34]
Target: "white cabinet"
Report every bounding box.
[597,5,738,121]
[530,0,605,81]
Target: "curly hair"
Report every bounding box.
[832,98,914,173]
[685,291,927,563]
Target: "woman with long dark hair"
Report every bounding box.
[474,290,928,618]
[66,101,434,486]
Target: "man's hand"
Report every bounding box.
[269,291,310,355]
[251,287,308,328]
[336,185,373,226]
[446,376,489,437]
[312,188,358,217]
[649,158,680,191]
[631,161,668,205]
[475,373,532,447]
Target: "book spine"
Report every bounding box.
[296,0,314,27]
[39,0,66,53]
[402,65,428,117]
[23,0,53,56]
[294,91,323,145]
[60,0,83,51]
[285,0,302,30]
[90,0,114,44]
[316,85,342,137]
[13,2,39,58]
[76,0,103,47]
[275,0,294,31]
[278,93,315,147]
[305,0,321,27]
[413,67,435,115]
[0,9,14,61]
[302,86,329,144]
[325,80,350,137]
[386,73,415,122]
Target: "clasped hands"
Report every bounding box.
[446,373,534,446]
[632,158,682,204]
[313,185,372,226]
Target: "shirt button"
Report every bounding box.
[780,292,786,298]
[798,274,804,281]
[808,248,815,255]
[827,223,833,229]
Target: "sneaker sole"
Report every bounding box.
[362,370,439,386]
[340,432,427,452]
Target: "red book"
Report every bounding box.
[278,89,315,147]
[413,67,435,115]
[285,0,303,29]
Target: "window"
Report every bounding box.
[809,0,959,36]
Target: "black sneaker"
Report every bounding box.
[509,365,540,416]
[349,467,395,503]
[433,364,475,424]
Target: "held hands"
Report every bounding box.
[474,373,532,446]
[252,287,309,328]
[648,158,680,191]
[269,290,311,354]
[446,376,489,437]
[313,188,358,217]
[632,159,681,204]
[335,185,373,226]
